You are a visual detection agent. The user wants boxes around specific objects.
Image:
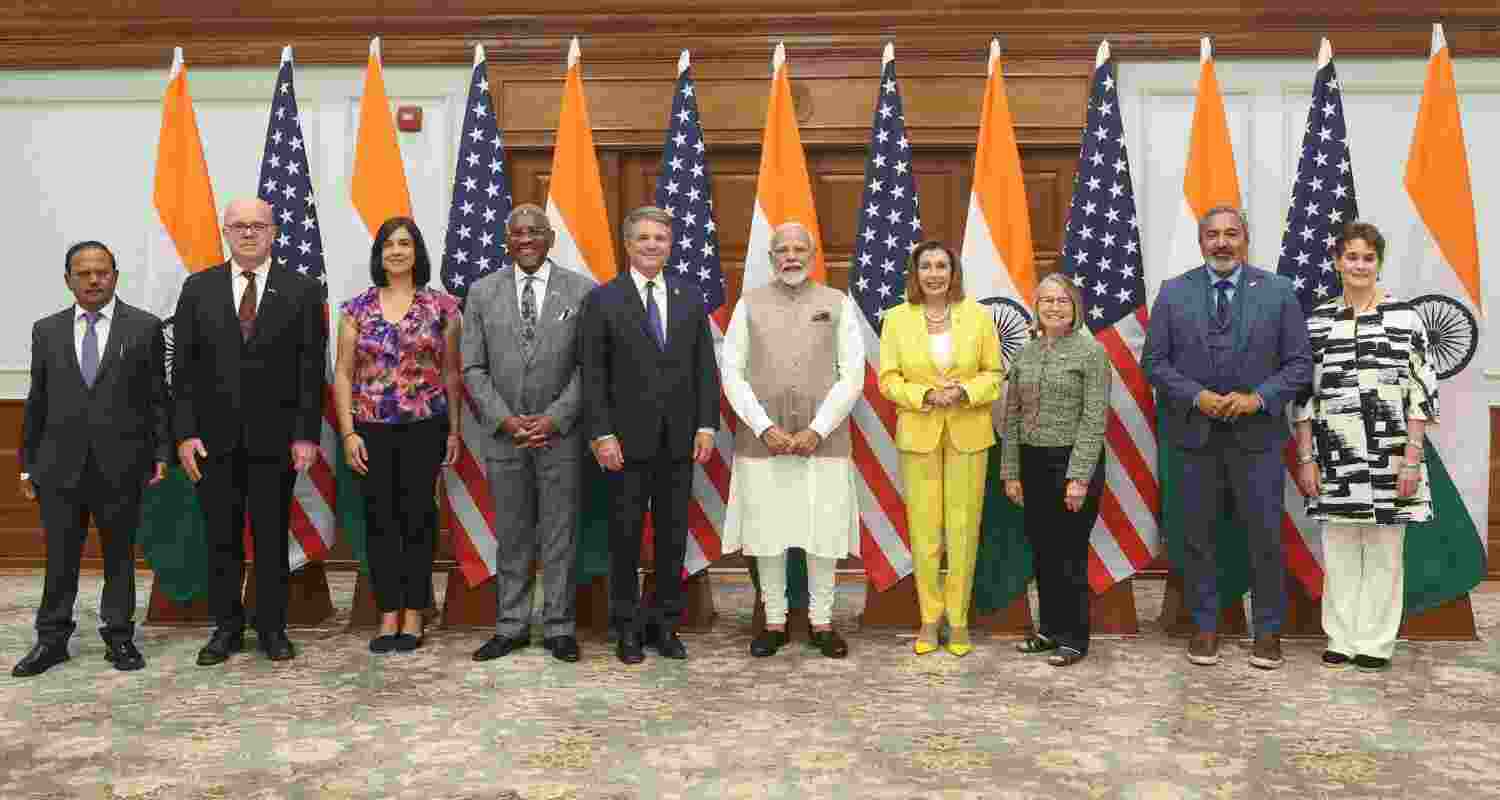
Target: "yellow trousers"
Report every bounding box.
[899,432,989,628]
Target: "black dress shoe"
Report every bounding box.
[369,634,400,654]
[196,629,244,667]
[809,629,849,659]
[472,634,529,662]
[393,633,423,652]
[544,635,581,663]
[259,631,296,662]
[1354,654,1391,672]
[617,630,645,665]
[12,642,69,677]
[750,629,789,657]
[104,639,145,671]
[1322,650,1352,669]
[651,630,687,660]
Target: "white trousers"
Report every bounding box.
[759,552,838,627]
[1322,523,1405,659]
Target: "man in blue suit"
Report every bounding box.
[1142,206,1312,670]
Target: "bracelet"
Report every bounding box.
[1297,452,1316,465]
[1401,463,1422,472]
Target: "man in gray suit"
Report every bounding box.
[1142,206,1311,670]
[463,204,596,664]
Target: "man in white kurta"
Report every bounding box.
[721,222,863,659]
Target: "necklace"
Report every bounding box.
[1345,292,1380,315]
[924,305,951,324]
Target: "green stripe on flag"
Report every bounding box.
[1404,440,1486,614]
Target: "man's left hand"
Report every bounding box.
[1222,392,1262,418]
[291,441,319,472]
[692,431,716,464]
[147,461,167,487]
[789,429,821,456]
[517,415,557,448]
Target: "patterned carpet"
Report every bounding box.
[2,569,1498,799]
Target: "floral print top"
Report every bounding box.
[340,287,460,424]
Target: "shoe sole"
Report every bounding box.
[1356,664,1390,673]
[1249,656,1285,670]
[1322,660,1352,670]
[1186,653,1221,666]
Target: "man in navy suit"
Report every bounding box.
[579,205,720,665]
[1142,206,1312,670]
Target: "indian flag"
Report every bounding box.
[139,47,222,602]
[743,42,825,288]
[1397,23,1487,613]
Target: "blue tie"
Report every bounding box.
[1214,279,1233,328]
[80,310,100,388]
[644,280,665,349]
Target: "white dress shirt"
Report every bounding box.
[628,267,669,332]
[232,259,272,314]
[74,296,118,366]
[515,260,553,317]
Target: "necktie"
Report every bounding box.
[239,271,259,341]
[80,311,100,388]
[520,275,537,351]
[644,280,665,349]
[1213,279,1233,328]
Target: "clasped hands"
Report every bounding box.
[923,380,968,410]
[760,425,821,457]
[1195,389,1261,420]
[500,415,558,450]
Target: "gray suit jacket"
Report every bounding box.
[462,261,596,458]
[1141,263,1312,452]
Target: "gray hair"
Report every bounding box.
[506,203,550,230]
[1031,272,1086,335]
[1198,205,1249,236]
[621,205,673,243]
[770,221,815,253]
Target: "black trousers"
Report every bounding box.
[196,446,295,636]
[607,433,693,635]
[1019,445,1104,655]
[357,416,446,613]
[36,453,143,646]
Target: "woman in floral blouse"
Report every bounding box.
[998,272,1110,667]
[334,216,462,653]
[1293,221,1437,673]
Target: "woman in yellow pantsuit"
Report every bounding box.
[879,240,1003,656]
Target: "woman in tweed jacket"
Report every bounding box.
[998,272,1111,666]
[1293,221,1437,673]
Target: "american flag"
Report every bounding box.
[256,46,336,568]
[654,50,728,574]
[439,46,508,585]
[1058,42,1160,591]
[846,44,918,590]
[1273,38,1358,594]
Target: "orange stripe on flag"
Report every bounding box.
[152,49,223,271]
[972,40,1036,308]
[550,38,617,282]
[754,43,825,282]
[1405,30,1482,314]
[351,38,413,236]
[1183,38,1241,219]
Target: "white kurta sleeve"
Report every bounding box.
[721,297,775,437]
[809,292,867,439]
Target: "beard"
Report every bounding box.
[777,266,809,286]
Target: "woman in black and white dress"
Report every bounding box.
[1292,221,1438,673]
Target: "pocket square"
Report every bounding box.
[558,307,575,321]
[811,310,832,322]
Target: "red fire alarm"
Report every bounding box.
[397,105,423,132]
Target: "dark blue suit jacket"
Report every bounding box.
[1141,264,1312,452]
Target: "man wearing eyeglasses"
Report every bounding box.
[171,198,326,666]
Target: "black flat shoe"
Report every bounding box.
[369,634,400,654]
[749,630,789,657]
[543,635,581,663]
[393,633,423,652]
[651,631,687,660]
[196,629,244,667]
[259,631,296,662]
[809,629,849,659]
[472,635,529,662]
[617,630,645,665]
[1047,646,1085,667]
[1354,654,1390,672]
[104,639,145,671]
[12,642,69,677]
[1322,650,1352,669]
[1016,635,1057,654]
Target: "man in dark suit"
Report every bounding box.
[579,205,720,664]
[465,204,596,664]
[15,241,169,677]
[1142,205,1312,670]
[173,198,325,666]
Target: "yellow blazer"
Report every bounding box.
[878,298,1004,454]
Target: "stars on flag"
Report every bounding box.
[441,57,512,300]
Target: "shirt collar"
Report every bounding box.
[517,259,553,286]
[630,268,666,293]
[75,296,117,322]
[233,259,272,279]
[1205,263,1243,288]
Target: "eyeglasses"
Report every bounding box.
[1037,296,1073,306]
[225,223,272,235]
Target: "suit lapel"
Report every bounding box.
[495,269,521,342]
[248,267,291,346]
[90,303,128,389]
[55,310,86,389]
[1189,266,1217,336]
[1232,268,1258,351]
[616,274,654,349]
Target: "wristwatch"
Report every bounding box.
[18,472,30,482]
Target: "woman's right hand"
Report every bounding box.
[1295,461,1320,498]
[345,433,369,475]
[1005,479,1023,507]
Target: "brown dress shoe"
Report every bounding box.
[1187,632,1220,666]
[1249,633,1284,670]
